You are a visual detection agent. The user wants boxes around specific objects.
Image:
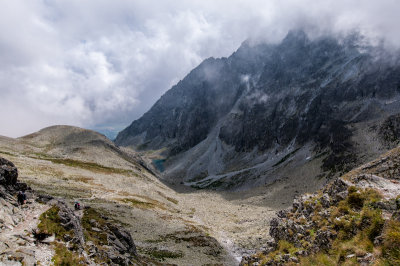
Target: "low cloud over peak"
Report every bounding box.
[1,0,399,137]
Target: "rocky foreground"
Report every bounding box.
[241,146,400,265]
[1,126,277,265]
[0,157,160,265]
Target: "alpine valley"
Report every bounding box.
[1,30,400,265]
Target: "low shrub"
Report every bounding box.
[382,220,400,264]
[52,243,85,265]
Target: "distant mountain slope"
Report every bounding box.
[17,125,151,171]
[116,30,400,190]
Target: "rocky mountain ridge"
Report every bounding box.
[115,30,400,190]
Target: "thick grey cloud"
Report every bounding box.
[0,0,399,137]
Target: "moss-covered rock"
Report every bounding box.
[241,175,400,266]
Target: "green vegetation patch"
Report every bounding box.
[70,175,94,183]
[300,253,337,266]
[81,207,113,264]
[299,187,386,265]
[27,180,92,199]
[122,198,155,209]
[250,185,395,265]
[0,150,17,157]
[38,206,73,240]
[121,196,168,210]
[141,247,183,261]
[148,230,217,247]
[45,158,132,175]
[137,141,151,150]
[82,207,109,247]
[382,220,400,264]
[156,191,179,205]
[52,243,85,265]
[268,240,300,263]
[38,206,86,265]
[165,196,179,205]
[144,226,223,260]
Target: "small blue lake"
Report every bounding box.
[152,159,166,172]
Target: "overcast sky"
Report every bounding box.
[1,0,399,137]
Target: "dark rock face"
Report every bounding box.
[108,224,137,255]
[56,200,85,247]
[379,114,400,146]
[0,157,31,202]
[116,30,400,187]
[0,157,18,186]
[106,224,137,265]
[115,41,273,153]
[323,178,350,203]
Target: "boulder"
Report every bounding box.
[108,224,137,256]
[36,194,54,204]
[0,157,18,186]
[323,178,349,202]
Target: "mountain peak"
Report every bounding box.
[116,30,400,190]
[281,29,309,45]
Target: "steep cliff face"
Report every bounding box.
[115,42,273,154]
[116,30,400,190]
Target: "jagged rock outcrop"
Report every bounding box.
[379,114,400,146]
[116,30,400,189]
[56,199,85,246]
[0,157,32,229]
[108,224,137,256]
[241,147,400,265]
[0,157,140,265]
[32,201,139,265]
[0,157,18,186]
[81,207,138,265]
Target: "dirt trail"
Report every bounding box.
[0,202,54,265]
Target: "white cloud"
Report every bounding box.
[0,0,399,137]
